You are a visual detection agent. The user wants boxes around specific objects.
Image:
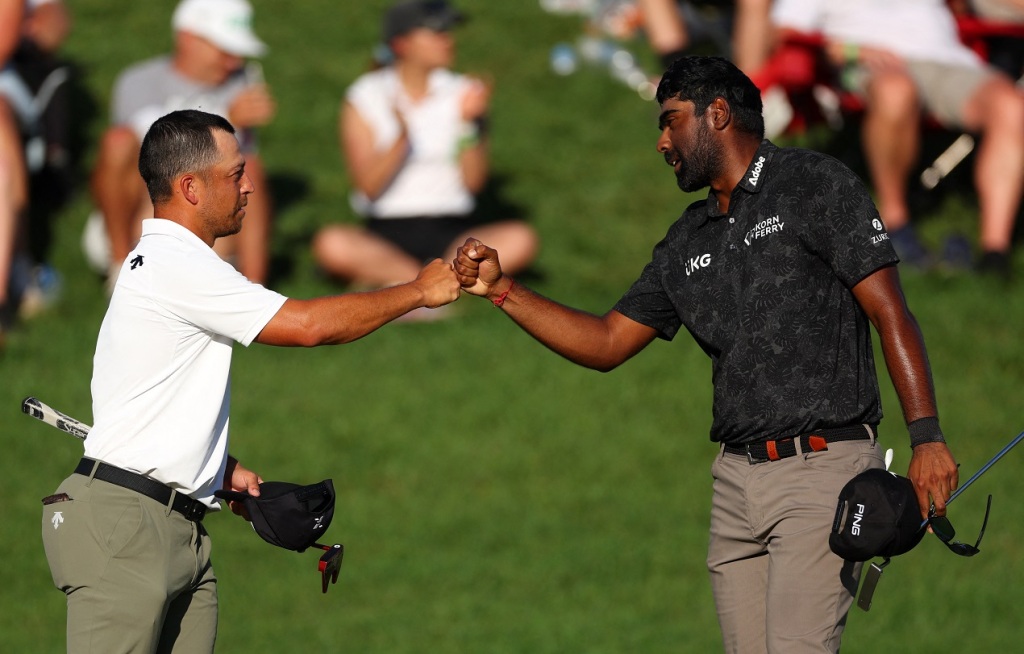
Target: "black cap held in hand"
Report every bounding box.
[216,480,335,552]
[829,469,926,561]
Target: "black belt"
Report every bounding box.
[723,424,874,465]
[74,458,207,521]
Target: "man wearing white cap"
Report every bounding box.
[87,0,276,287]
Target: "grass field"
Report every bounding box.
[3,1,1024,651]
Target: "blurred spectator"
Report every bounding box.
[0,0,28,343]
[86,0,275,288]
[11,0,74,320]
[312,0,538,302]
[17,0,73,179]
[772,0,1024,276]
[637,0,774,74]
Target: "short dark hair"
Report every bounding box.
[138,109,236,204]
[656,56,765,139]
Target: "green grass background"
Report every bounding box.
[3,1,1024,651]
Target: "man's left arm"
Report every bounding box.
[851,264,959,518]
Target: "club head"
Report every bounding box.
[316,543,344,594]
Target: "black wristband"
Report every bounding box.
[908,416,945,448]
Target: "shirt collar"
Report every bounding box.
[695,139,777,226]
[141,218,211,251]
[737,139,777,194]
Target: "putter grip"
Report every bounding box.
[21,396,91,440]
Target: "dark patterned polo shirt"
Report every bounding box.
[614,140,899,445]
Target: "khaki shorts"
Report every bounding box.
[844,58,998,128]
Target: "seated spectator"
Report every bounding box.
[86,0,275,287]
[312,0,538,300]
[0,0,28,343]
[772,0,1024,276]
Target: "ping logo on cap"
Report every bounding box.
[851,503,866,536]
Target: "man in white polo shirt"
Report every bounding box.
[40,109,461,654]
[87,0,277,288]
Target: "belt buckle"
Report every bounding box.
[745,445,770,465]
[183,501,206,521]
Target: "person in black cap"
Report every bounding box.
[311,0,538,320]
[455,55,959,653]
[40,109,460,653]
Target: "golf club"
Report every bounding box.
[21,396,344,594]
[22,396,90,440]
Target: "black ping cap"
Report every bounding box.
[830,469,926,561]
[216,480,335,552]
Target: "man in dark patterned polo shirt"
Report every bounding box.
[454,56,959,653]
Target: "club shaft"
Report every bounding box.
[948,429,1024,505]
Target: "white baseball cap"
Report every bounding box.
[172,0,268,58]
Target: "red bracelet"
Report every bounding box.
[492,278,515,308]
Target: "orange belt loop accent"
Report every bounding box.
[766,440,780,460]
[808,435,828,452]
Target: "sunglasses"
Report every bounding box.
[927,494,992,557]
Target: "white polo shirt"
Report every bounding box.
[346,66,475,218]
[86,219,287,507]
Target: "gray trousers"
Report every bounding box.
[41,471,217,654]
[708,437,884,654]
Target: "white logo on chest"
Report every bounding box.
[685,253,712,276]
[744,215,785,246]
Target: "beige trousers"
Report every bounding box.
[41,472,217,654]
[708,438,884,653]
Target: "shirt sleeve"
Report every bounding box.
[346,71,401,149]
[800,156,899,288]
[613,240,684,341]
[157,251,287,347]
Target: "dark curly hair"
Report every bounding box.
[656,56,765,139]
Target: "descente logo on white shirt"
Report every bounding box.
[685,253,712,276]
[747,156,766,186]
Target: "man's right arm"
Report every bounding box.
[455,239,658,371]
[255,258,460,346]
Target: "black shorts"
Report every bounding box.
[366,215,480,263]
